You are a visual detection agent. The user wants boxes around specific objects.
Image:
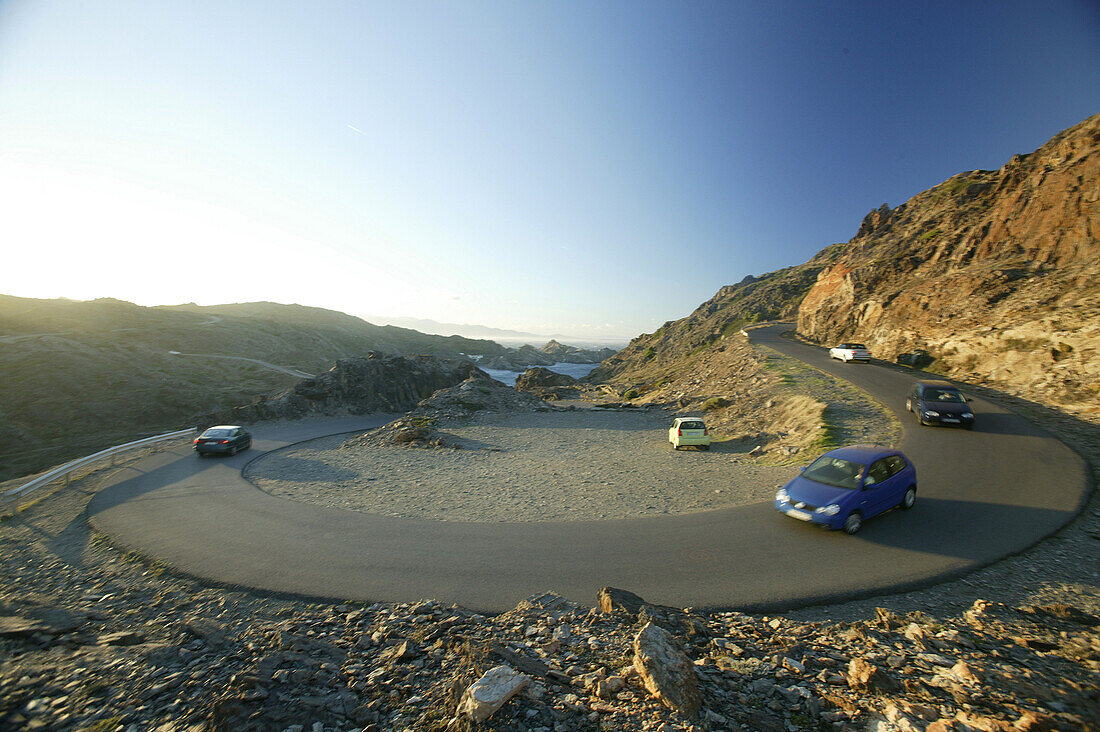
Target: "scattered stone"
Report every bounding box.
[456,665,529,722]
[632,621,702,717]
[0,616,50,638]
[98,630,144,646]
[847,657,901,693]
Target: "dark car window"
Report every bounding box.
[804,455,865,490]
[885,455,907,476]
[679,421,705,430]
[202,428,233,438]
[864,458,891,486]
[848,343,867,349]
[926,388,963,402]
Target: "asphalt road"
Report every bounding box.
[88,326,1091,612]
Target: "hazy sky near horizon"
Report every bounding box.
[1,2,1097,339]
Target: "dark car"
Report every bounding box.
[906,380,974,428]
[194,425,252,456]
[775,445,917,534]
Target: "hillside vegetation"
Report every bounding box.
[0,297,503,481]
[593,113,1100,422]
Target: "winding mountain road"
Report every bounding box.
[88,325,1090,612]
[166,350,315,379]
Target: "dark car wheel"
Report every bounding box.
[701,444,710,451]
[228,446,237,457]
[843,512,863,534]
[900,486,916,510]
[246,439,253,449]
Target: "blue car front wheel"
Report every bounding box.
[843,512,862,534]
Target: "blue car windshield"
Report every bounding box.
[803,455,865,490]
[926,388,963,402]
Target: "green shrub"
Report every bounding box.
[622,388,639,400]
[702,397,730,411]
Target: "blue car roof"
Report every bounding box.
[823,444,898,462]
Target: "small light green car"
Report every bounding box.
[669,417,710,450]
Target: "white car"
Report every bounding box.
[669,417,710,450]
[829,343,871,363]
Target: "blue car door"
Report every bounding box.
[861,458,901,518]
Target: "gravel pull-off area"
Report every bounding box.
[246,408,795,522]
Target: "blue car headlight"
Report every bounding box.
[924,410,940,417]
[815,503,840,516]
[962,412,973,419]
[776,488,789,503]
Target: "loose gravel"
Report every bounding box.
[245,408,796,522]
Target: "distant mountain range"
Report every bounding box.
[363,315,541,340]
[362,315,629,349]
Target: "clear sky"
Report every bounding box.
[1,1,1097,340]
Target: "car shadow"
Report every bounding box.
[960,411,1048,437]
[87,448,230,514]
[779,496,1077,563]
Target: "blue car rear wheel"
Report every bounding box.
[901,486,916,510]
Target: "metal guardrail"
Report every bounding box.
[3,428,198,504]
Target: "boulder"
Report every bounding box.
[897,350,935,368]
[456,665,529,722]
[632,621,702,717]
[514,367,577,391]
[597,587,648,616]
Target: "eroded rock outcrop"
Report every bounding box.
[514,367,577,391]
[201,353,480,423]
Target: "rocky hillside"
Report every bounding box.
[0,296,504,481]
[591,113,1099,422]
[797,114,1099,419]
[202,354,482,425]
[588,254,844,388]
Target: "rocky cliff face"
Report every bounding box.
[798,114,1099,417]
[202,354,480,423]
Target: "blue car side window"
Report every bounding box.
[864,459,890,487]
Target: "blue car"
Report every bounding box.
[775,445,916,534]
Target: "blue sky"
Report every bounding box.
[0,1,1097,340]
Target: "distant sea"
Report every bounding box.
[481,362,598,387]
